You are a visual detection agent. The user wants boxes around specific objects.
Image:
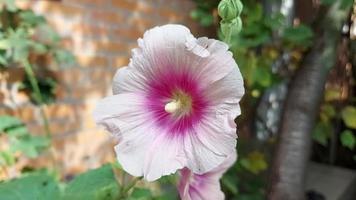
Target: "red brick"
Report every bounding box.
[76,55,109,67]
[96,41,128,53]
[112,27,143,40]
[112,56,130,67]
[17,106,35,122]
[72,23,111,38]
[64,0,109,7]
[112,0,153,14]
[44,104,76,121]
[35,1,83,17]
[89,10,123,25]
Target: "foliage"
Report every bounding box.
[0,0,74,104]
[0,164,179,200]
[0,171,61,200]
[62,164,121,200]
[0,115,50,166]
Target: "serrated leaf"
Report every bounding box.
[340,130,355,150]
[62,164,121,200]
[341,106,356,129]
[0,171,60,200]
[0,115,22,132]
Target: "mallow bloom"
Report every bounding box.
[93,24,244,181]
[178,151,237,200]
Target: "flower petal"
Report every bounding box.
[143,135,186,181]
[178,151,237,200]
[184,115,237,174]
[205,66,245,117]
[93,93,147,137]
[112,67,148,94]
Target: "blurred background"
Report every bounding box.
[0,0,355,200]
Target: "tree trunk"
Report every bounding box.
[267,2,351,200]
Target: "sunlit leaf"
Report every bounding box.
[341,106,356,129]
[240,151,267,174]
[0,151,15,166]
[340,130,355,150]
[4,0,17,12]
[0,115,22,132]
[325,88,340,101]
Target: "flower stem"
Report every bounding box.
[224,27,232,45]
[22,59,51,137]
[22,59,57,169]
[118,177,142,199]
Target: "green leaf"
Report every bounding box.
[130,188,152,200]
[62,164,121,200]
[0,116,22,132]
[0,40,11,49]
[0,171,61,200]
[240,151,267,174]
[0,151,15,166]
[4,0,17,12]
[54,49,75,65]
[312,122,331,146]
[283,24,314,47]
[10,135,50,158]
[221,175,239,195]
[340,0,353,9]
[19,10,46,26]
[320,0,334,5]
[6,126,28,137]
[340,130,356,150]
[253,67,271,87]
[341,106,356,129]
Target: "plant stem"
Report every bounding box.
[224,27,232,45]
[22,59,51,137]
[118,177,142,199]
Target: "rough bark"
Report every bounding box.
[267,2,351,200]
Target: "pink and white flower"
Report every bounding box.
[93,24,244,181]
[178,151,237,200]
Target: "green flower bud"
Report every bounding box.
[220,17,242,37]
[218,0,243,21]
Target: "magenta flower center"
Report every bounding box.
[145,66,209,136]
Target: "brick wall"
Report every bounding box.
[0,0,205,177]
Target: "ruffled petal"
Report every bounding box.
[112,67,149,94]
[204,66,244,117]
[93,93,147,137]
[143,135,186,181]
[184,115,237,174]
[188,37,235,84]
